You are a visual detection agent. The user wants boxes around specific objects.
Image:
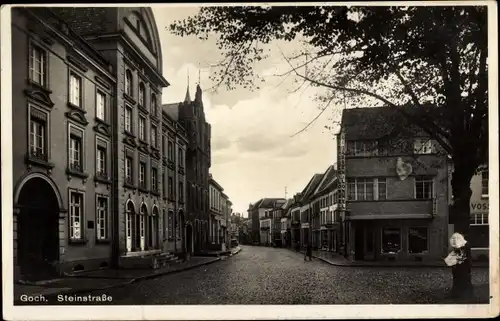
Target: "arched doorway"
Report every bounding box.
[16,176,60,281]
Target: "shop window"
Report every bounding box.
[408,227,428,254]
[381,228,401,254]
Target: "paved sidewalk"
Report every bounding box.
[293,249,489,268]
[14,256,221,304]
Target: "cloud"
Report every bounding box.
[152,6,338,215]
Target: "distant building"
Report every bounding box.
[465,167,489,261]
[338,107,450,262]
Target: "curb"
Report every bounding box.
[293,250,489,268]
[14,257,222,304]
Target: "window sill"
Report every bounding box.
[69,238,87,245]
[138,186,149,194]
[124,131,136,139]
[150,114,160,123]
[27,79,53,94]
[96,238,111,244]
[481,195,489,199]
[95,117,110,127]
[151,191,160,197]
[94,175,111,185]
[66,168,89,179]
[25,154,55,169]
[123,93,136,105]
[67,102,86,113]
[124,182,136,190]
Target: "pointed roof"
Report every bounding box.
[184,85,192,103]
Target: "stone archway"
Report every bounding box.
[15,176,61,281]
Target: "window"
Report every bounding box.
[96,145,107,176]
[162,173,166,196]
[408,227,428,254]
[139,83,145,106]
[69,135,82,172]
[125,106,132,133]
[347,178,374,201]
[96,91,106,121]
[347,140,378,156]
[69,191,84,240]
[168,141,174,160]
[470,213,489,248]
[139,116,146,141]
[139,162,146,188]
[125,69,133,96]
[167,210,174,239]
[381,228,401,254]
[481,169,488,197]
[151,167,158,192]
[415,176,433,199]
[125,156,133,185]
[69,72,82,107]
[168,177,174,199]
[413,139,434,154]
[30,45,47,87]
[96,196,108,240]
[151,94,157,116]
[179,181,184,202]
[29,118,46,160]
[178,147,184,167]
[162,136,166,157]
[378,178,387,200]
[151,125,158,148]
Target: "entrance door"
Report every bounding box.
[364,226,376,260]
[17,177,60,281]
[354,226,365,260]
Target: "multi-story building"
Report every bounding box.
[465,167,489,261]
[290,194,302,249]
[337,107,450,262]
[221,193,232,249]
[309,165,340,252]
[248,198,285,245]
[12,7,118,281]
[208,174,224,245]
[164,83,212,253]
[280,199,293,247]
[160,111,189,254]
[298,174,324,249]
[11,7,193,281]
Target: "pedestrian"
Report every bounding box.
[304,243,312,261]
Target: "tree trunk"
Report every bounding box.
[450,167,474,299]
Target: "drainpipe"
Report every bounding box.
[111,87,119,269]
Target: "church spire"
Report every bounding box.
[184,68,192,103]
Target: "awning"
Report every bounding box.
[347,214,433,221]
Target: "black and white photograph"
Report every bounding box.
[1,2,498,320]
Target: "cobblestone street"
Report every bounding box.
[82,246,489,305]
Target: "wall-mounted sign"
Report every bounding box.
[396,157,413,181]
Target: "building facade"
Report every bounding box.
[338,107,450,262]
[163,83,212,253]
[12,7,197,281]
[12,7,118,281]
[209,174,224,246]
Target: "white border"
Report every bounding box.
[2,2,499,320]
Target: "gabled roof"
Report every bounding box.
[313,165,338,197]
[162,103,181,121]
[299,174,324,203]
[341,106,436,141]
[281,198,294,210]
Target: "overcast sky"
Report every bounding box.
[153,6,339,216]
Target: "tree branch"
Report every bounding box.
[278,46,454,156]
